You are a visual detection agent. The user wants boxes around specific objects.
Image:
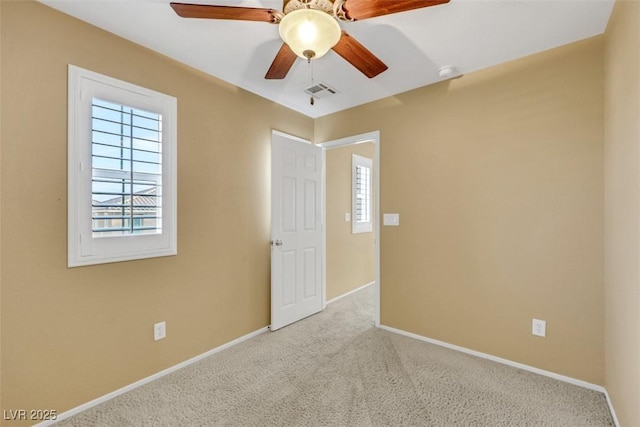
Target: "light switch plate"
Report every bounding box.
[383,213,400,226]
[345,213,351,222]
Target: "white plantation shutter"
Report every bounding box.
[355,163,371,223]
[68,65,177,267]
[91,99,163,237]
[352,154,373,234]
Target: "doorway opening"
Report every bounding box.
[318,131,381,326]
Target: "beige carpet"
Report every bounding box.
[57,286,613,426]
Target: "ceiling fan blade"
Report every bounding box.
[342,0,449,20]
[265,43,298,79]
[331,32,388,79]
[170,3,279,22]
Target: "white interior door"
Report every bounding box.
[271,131,323,331]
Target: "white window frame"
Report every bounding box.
[352,154,373,234]
[68,65,177,267]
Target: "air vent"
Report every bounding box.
[304,82,338,99]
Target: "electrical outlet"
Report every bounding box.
[154,321,166,341]
[532,319,546,337]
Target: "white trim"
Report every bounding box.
[272,129,311,144]
[317,130,381,327]
[33,320,619,427]
[326,281,375,305]
[35,326,269,426]
[603,389,621,427]
[321,148,327,309]
[378,324,606,393]
[374,135,380,328]
[67,64,177,267]
[318,131,378,149]
[381,324,620,424]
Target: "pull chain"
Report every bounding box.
[308,57,315,106]
[303,49,316,106]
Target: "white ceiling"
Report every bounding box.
[39,0,614,118]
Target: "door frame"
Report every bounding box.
[317,131,381,327]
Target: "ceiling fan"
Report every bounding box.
[170,0,450,80]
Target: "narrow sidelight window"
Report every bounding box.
[352,154,373,234]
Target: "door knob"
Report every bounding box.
[271,239,283,246]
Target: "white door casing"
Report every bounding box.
[271,131,323,331]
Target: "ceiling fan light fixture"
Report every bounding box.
[278,8,341,60]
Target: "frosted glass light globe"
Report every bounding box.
[279,9,341,59]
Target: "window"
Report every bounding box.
[68,65,177,267]
[352,154,373,234]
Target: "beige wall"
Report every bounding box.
[0,1,312,420]
[326,143,375,301]
[316,37,605,384]
[604,1,640,425]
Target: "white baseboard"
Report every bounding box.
[378,324,604,391]
[36,326,270,426]
[378,324,620,427]
[603,389,621,427]
[326,281,375,305]
[36,319,620,427]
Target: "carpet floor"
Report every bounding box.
[57,285,614,426]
